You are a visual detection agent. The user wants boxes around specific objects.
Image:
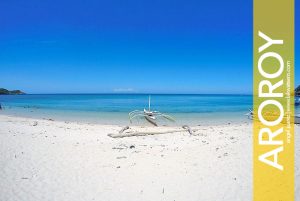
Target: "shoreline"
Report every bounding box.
[0,113,252,132]
[0,109,251,127]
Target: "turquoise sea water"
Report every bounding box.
[0,94,253,125]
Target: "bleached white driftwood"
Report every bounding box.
[107,125,198,138]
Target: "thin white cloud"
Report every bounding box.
[113,88,135,93]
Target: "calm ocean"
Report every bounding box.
[0,94,253,125]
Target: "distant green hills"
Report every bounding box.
[0,88,25,95]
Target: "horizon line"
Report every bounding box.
[15,92,253,96]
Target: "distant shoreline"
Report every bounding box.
[0,88,25,95]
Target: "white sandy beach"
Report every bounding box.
[0,114,299,201]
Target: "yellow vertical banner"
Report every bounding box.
[253,0,294,200]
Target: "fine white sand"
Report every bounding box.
[0,114,299,201]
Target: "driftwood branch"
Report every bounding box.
[108,125,198,138]
[119,126,130,133]
[182,125,193,135]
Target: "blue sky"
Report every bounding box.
[0,0,298,94]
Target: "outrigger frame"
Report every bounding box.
[128,96,175,126]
